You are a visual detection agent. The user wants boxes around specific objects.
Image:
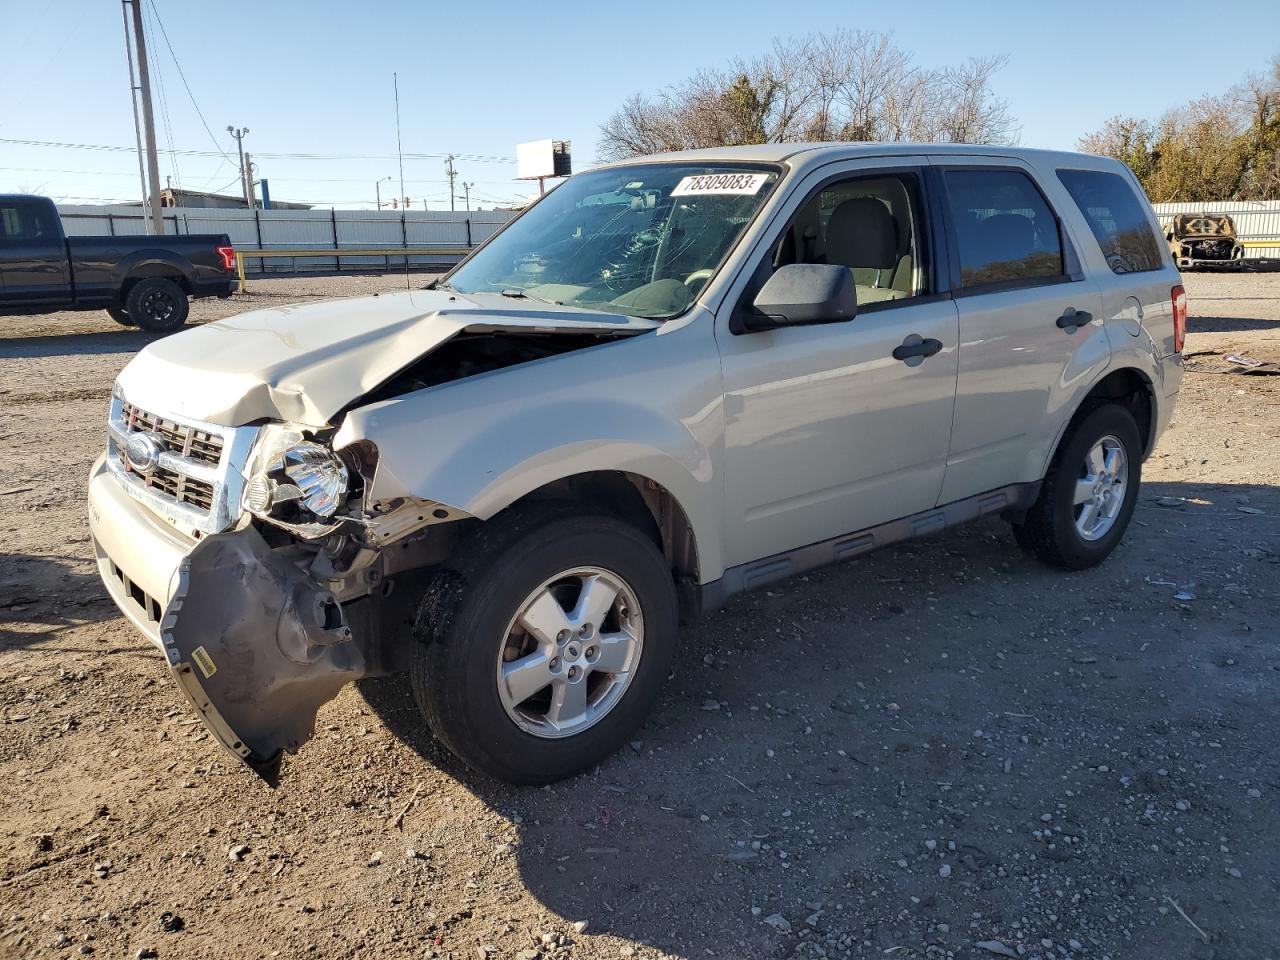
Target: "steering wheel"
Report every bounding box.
[684,268,715,291]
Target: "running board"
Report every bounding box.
[700,482,1040,613]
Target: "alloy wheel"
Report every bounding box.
[1073,435,1128,541]
[495,567,643,739]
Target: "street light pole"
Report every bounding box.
[227,126,250,207]
[376,176,391,209]
[444,155,457,212]
[462,181,473,213]
[244,153,257,208]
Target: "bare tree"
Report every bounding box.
[932,57,1017,144]
[597,30,1018,161]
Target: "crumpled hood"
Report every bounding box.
[115,289,659,427]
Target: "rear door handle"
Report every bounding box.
[1056,307,1093,331]
[892,335,943,364]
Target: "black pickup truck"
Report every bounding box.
[0,194,235,332]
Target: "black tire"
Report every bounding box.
[1013,403,1143,570]
[125,277,189,333]
[410,504,678,784]
[105,306,135,327]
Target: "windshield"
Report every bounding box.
[445,163,780,318]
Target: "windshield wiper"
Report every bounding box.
[425,279,455,292]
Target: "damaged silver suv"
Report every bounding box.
[88,144,1184,784]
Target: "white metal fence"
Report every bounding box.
[54,204,516,273]
[1152,201,1280,260]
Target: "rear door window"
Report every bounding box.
[1056,169,1163,274]
[943,169,1064,289]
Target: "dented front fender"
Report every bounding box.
[161,527,366,783]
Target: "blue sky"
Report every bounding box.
[1,0,1277,209]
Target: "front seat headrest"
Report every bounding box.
[825,197,899,271]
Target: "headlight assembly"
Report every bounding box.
[244,430,352,534]
[281,442,348,518]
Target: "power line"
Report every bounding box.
[0,137,515,164]
[144,1,181,188]
[0,165,518,186]
[0,166,522,187]
[145,0,237,167]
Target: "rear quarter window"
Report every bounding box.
[0,201,54,242]
[1056,169,1163,274]
[942,169,1064,289]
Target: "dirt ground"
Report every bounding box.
[1,271,1277,960]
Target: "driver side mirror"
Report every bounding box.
[744,263,858,332]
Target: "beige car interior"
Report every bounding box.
[773,176,921,304]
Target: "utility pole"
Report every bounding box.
[120,1,148,228]
[376,176,391,209]
[393,73,406,221]
[227,125,250,207]
[444,155,457,212]
[244,153,257,208]
[462,181,473,213]
[127,0,164,235]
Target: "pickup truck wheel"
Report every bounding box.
[104,306,135,327]
[126,277,189,332]
[410,505,678,784]
[1013,403,1142,570]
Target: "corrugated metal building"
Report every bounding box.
[56,204,515,273]
[1151,201,1280,260]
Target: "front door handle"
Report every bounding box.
[1056,307,1093,331]
[892,335,943,365]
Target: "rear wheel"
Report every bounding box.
[410,505,678,784]
[1012,404,1142,570]
[126,277,189,333]
[105,306,135,327]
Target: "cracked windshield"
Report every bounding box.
[445,164,779,318]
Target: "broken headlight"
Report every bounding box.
[280,442,348,518]
[245,431,351,532]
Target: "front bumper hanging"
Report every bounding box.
[160,527,367,784]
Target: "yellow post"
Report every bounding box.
[236,251,248,294]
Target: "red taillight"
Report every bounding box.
[1171,284,1187,353]
[216,245,235,271]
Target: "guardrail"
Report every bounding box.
[234,246,474,293]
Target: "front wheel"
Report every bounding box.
[126,277,190,333]
[410,506,678,784]
[1013,403,1143,570]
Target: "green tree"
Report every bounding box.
[1079,54,1280,201]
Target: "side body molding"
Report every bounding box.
[334,310,729,581]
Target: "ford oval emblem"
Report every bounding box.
[124,432,164,475]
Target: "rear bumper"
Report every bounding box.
[87,453,197,649]
[191,275,235,298]
[1153,355,1183,451]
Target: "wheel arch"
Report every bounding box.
[487,470,702,619]
[115,254,196,298]
[1049,366,1157,471]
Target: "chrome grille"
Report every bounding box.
[106,388,259,538]
[143,463,216,511]
[121,400,224,466]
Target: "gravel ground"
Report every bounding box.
[1,271,1277,960]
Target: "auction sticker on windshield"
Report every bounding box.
[671,173,770,197]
